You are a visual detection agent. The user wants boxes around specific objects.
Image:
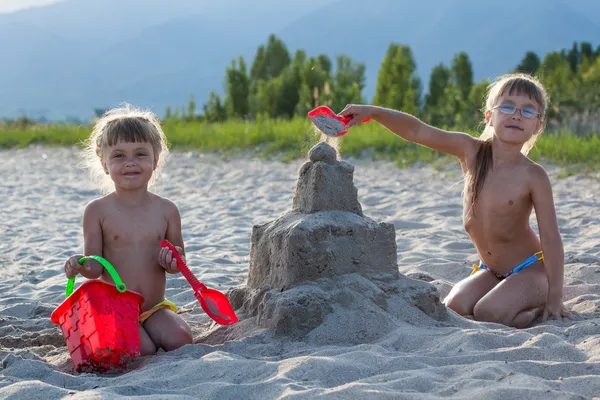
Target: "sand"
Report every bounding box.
[1,145,599,399]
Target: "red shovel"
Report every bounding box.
[308,105,370,137]
[161,240,238,326]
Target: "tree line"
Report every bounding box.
[171,35,599,134]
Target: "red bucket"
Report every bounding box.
[51,256,144,373]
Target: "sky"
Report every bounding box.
[0,0,62,13]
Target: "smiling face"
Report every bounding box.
[101,140,156,191]
[481,74,548,154]
[486,94,543,147]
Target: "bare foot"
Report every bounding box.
[511,306,544,329]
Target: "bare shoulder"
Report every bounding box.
[525,159,550,181]
[83,195,112,217]
[151,193,181,218]
[523,159,553,194]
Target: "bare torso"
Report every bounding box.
[462,155,542,275]
[95,193,170,311]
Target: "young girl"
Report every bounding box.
[63,104,194,355]
[340,73,572,328]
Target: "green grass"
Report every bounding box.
[1,117,599,170]
[0,124,90,148]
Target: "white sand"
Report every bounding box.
[1,146,599,399]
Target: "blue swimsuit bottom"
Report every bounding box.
[471,251,544,280]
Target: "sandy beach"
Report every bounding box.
[1,145,599,399]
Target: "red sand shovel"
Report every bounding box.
[160,240,238,325]
[308,105,371,137]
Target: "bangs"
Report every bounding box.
[103,118,157,147]
[499,78,544,109]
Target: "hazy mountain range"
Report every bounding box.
[1,0,599,121]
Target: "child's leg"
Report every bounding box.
[510,306,545,329]
[139,325,157,356]
[444,270,500,316]
[143,309,194,351]
[472,262,548,328]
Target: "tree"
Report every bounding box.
[451,52,473,102]
[566,42,579,73]
[165,106,173,120]
[272,67,302,118]
[187,95,196,119]
[373,43,421,115]
[515,51,541,75]
[538,51,577,120]
[463,80,490,129]
[423,63,451,126]
[317,54,332,75]
[250,46,266,82]
[247,35,294,118]
[581,57,600,108]
[425,64,450,108]
[330,55,366,112]
[251,79,277,117]
[581,42,594,61]
[202,92,227,122]
[249,34,291,82]
[296,56,333,115]
[225,56,250,118]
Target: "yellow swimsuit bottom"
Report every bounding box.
[139,299,178,324]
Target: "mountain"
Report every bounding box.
[278,0,600,101]
[0,0,338,120]
[1,0,599,121]
[563,0,600,25]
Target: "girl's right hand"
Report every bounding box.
[64,254,88,279]
[339,104,375,127]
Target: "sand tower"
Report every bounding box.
[205,142,448,345]
[246,141,398,290]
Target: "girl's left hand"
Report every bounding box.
[542,296,573,321]
[159,245,185,272]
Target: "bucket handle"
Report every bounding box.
[65,255,127,298]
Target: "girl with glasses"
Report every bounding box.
[339,73,571,328]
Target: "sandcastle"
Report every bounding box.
[203,142,448,345]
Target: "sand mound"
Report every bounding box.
[201,142,451,346]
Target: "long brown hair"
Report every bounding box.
[467,73,548,214]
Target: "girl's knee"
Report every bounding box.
[162,324,193,351]
[140,328,157,356]
[444,293,474,316]
[473,302,511,325]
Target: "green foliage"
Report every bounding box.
[203,92,227,123]
[536,43,600,131]
[187,95,196,119]
[329,55,366,112]
[249,34,291,82]
[4,36,599,171]
[423,52,478,129]
[225,57,250,119]
[451,52,473,102]
[373,43,421,115]
[202,34,598,139]
[515,51,541,75]
[424,63,451,126]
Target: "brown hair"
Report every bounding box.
[80,103,170,194]
[467,73,548,214]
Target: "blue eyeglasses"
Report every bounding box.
[492,104,540,119]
